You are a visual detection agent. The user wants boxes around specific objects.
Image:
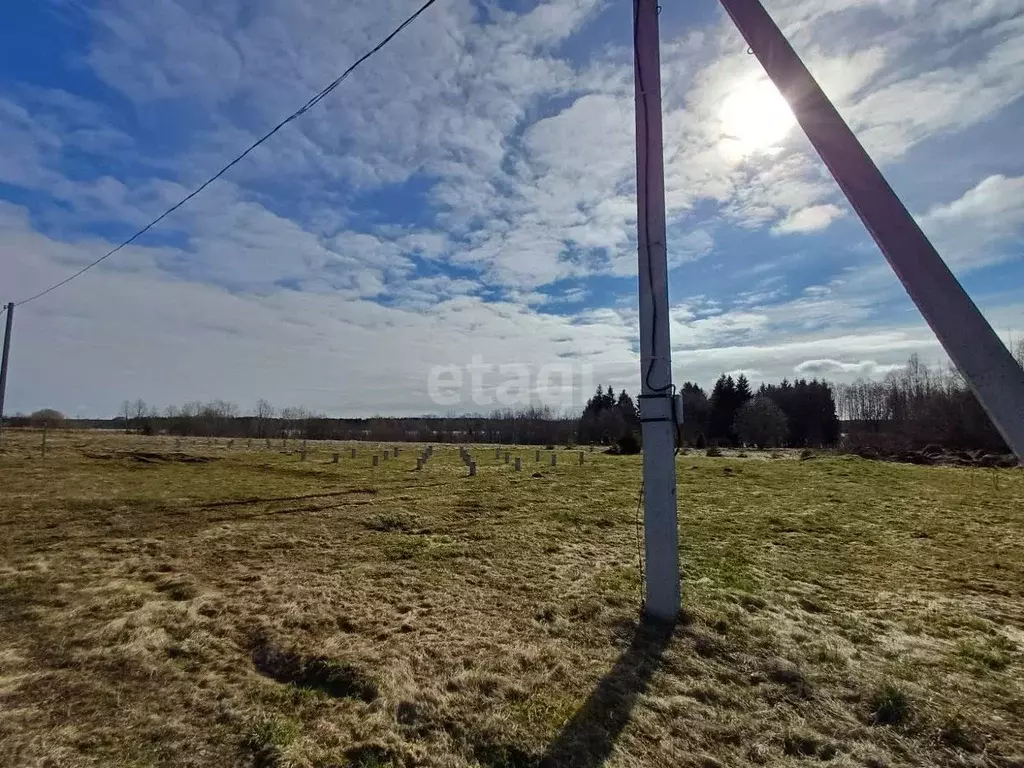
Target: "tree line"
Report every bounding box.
[576,386,641,452]
[573,374,840,451]
[8,400,578,446]
[836,348,1024,453]
[8,344,1022,454]
[679,374,839,448]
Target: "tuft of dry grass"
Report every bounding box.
[0,428,1022,767]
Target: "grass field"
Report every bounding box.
[1,430,1022,768]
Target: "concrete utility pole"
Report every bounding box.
[719,0,1024,462]
[0,303,13,447]
[633,0,681,621]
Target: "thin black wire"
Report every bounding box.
[12,0,441,308]
[634,480,646,609]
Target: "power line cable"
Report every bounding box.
[12,0,441,308]
[634,480,646,609]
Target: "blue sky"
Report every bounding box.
[1,0,1023,417]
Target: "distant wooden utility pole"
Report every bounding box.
[0,303,14,448]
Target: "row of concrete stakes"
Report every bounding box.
[456,446,591,476]
[289,444,418,467]
[415,444,434,470]
[165,438,590,472]
[459,446,478,476]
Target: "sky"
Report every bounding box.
[1,0,1023,418]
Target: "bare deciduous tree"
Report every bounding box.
[132,399,147,424]
[838,354,1008,452]
[255,399,275,438]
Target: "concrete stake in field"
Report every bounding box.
[332,453,339,464]
[416,457,423,470]
[514,457,521,472]
[504,453,510,464]
[299,450,307,461]
[590,445,595,452]
[536,449,541,462]
[393,447,399,457]
[372,455,379,467]
[579,451,585,465]
[266,439,271,449]
[383,450,389,460]
[227,440,234,449]
[550,453,557,467]
[495,447,501,459]
[469,460,476,476]
[247,438,252,448]
[351,447,357,459]
[41,423,47,458]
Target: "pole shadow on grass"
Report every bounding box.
[539,617,676,768]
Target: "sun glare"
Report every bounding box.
[718,76,796,157]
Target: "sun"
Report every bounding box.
[718,75,796,158]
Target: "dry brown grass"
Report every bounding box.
[0,429,1022,767]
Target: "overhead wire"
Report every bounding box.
[10,0,441,309]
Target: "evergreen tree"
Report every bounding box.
[735,396,788,448]
[736,373,753,404]
[759,378,840,447]
[578,386,633,446]
[679,382,709,446]
[616,390,639,430]
[709,375,739,445]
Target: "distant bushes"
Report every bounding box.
[614,430,641,455]
[7,409,66,428]
[102,401,581,445]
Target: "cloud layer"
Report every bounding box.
[1,0,1022,416]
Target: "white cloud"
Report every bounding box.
[919,174,1024,271]
[846,30,1024,162]
[4,202,1021,415]
[2,0,1024,416]
[794,358,904,377]
[772,203,844,234]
